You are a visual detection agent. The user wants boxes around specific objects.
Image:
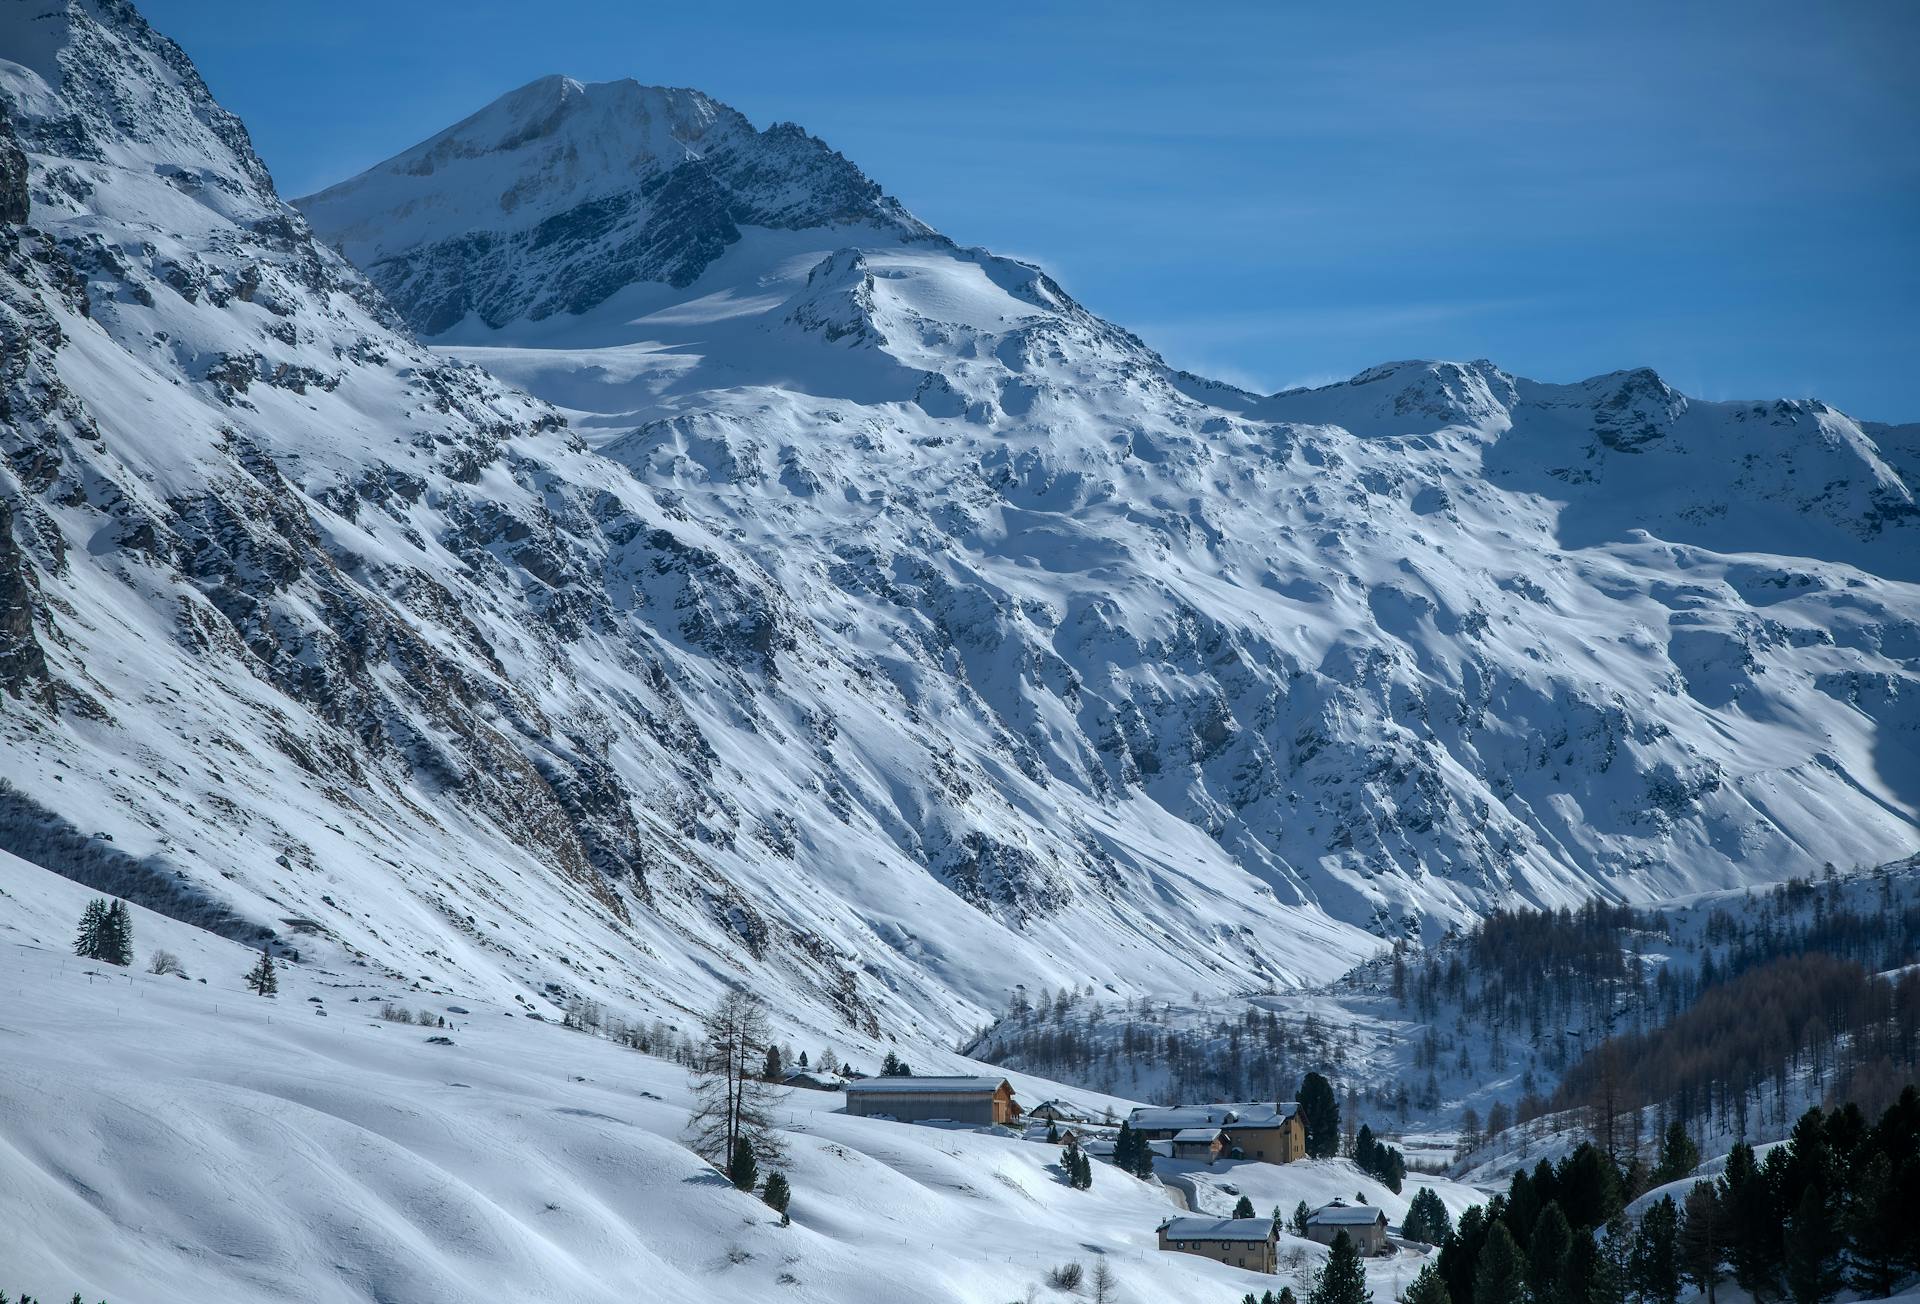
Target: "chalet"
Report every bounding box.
[1130,1102,1306,1163]
[843,1075,1021,1126]
[1170,1127,1227,1163]
[1157,1216,1279,1274]
[1222,1101,1306,1164]
[782,1071,843,1092]
[1028,1099,1090,1123]
[1305,1201,1390,1255]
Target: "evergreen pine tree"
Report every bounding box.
[1555,1143,1623,1234]
[1047,1118,1059,1143]
[1588,1209,1631,1304]
[1678,1181,1724,1304]
[1652,1120,1700,1186]
[1309,1230,1372,1304]
[1527,1202,1573,1304]
[1629,1195,1682,1304]
[1234,1195,1257,1219]
[1293,1200,1312,1236]
[761,1169,791,1225]
[1782,1184,1841,1304]
[103,900,133,965]
[1403,1187,1451,1244]
[762,1044,783,1082]
[1401,1263,1449,1304]
[881,1051,900,1076]
[1719,1140,1778,1297]
[1472,1221,1525,1304]
[1300,1072,1341,1159]
[72,898,107,960]
[1844,1151,1902,1298]
[244,945,277,996]
[729,1135,758,1193]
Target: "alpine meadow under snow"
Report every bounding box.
[3,1,1919,1300]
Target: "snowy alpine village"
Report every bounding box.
[4,0,1920,1301]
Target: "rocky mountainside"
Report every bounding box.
[3,0,1917,1061]
[0,0,1372,1057]
[302,74,1920,940]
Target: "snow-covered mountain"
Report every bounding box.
[298,75,1920,931]
[4,0,1918,1072]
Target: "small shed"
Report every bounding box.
[843,1075,1021,1126]
[1170,1127,1226,1162]
[1305,1200,1391,1255]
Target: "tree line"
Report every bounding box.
[1400,1089,1920,1304]
[1553,951,1920,1144]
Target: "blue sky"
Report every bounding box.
[144,0,1920,420]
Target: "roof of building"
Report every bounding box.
[1172,1127,1225,1143]
[843,1075,1010,1095]
[1223,1101,1300,1125]
[1132,1101,1301,1130]
[1130,1105,1239,1130]
[1161,1216,1277,1243]
[1308,1202,1388,1226]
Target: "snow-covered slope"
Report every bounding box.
[0,849,1282,1304]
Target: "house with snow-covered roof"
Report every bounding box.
[1129,1101,1306,1163]
[1221,1101,1306,1163]
[842,1075,1020,1126]
[1027,1099,1089,1122]
[1157,1216,1279,1273]
[1305,1200,1390,1255]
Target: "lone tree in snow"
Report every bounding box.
[1089,1257,1118,1304]
[688,989,787,1185]
[244,945,278,996]
[762,1169,791,1225]
[73,897,133,965]
[1299,1071,1340,1159]
[762,1043,783,1082]
[1233,1195,1257,1219]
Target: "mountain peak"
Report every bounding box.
[296,77,932,334]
